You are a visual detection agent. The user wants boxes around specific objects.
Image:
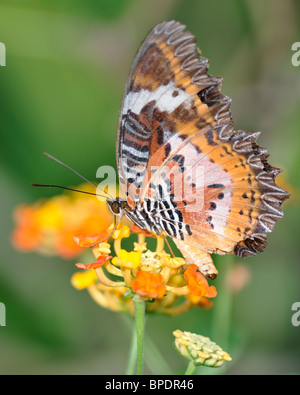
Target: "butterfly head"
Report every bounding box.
[107,197,129,216]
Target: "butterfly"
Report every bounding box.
[104,20,290,280]
[37,21,289,280]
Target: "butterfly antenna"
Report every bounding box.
[31,184,108,200]
[43,152,113,199]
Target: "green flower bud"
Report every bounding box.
[173,330,232,367]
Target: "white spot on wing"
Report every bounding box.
[122,82,191,115]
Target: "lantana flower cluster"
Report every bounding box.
[12,184,113,259]
[71,223,217,316]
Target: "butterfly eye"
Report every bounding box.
[108,200,121,215]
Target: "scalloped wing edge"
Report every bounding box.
[226,128,290,257]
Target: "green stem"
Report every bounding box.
[125,321,137,375]
[133,296,146,375]
[185,361,196,375]
[121,314,172,375]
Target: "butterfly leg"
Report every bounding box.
[174,239,218,280]
[89,214,123,248]
[163,235,175,258]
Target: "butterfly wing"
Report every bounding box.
[117,20,231,207]
[117,21,289,277]
[145,125,288,271]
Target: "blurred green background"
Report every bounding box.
[1,0,300,375]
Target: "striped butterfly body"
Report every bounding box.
[108,20,289,279]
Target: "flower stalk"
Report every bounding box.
[126,322,137,375]
[133,296,146,375]
[185,361,196,375]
